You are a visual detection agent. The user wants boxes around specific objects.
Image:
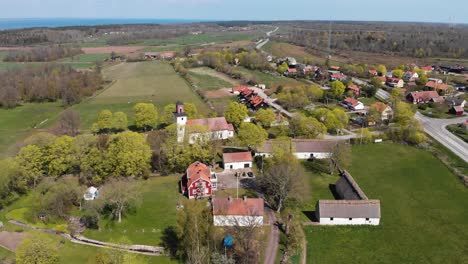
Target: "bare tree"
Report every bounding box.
[59,109,81,136]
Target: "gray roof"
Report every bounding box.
[316,200,381,218]
[335,170,368,200]
[256,139,337,154]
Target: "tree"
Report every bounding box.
[330,81,345,98]
[225,102,248,128]
[113,112,128,131]
[417,74,428,86]
[134,103,158,131]
[160,104,176,126]
[100,179,141,223]
[255,108,275,127]
[290,114,326,138]
[237,123,268,148]
[392,69,404,79]
[280,213,304,264]
[305,85,324,101]
[59,109,80,136]
[107,131,151,178]
[16,234,59,264]
[257,154,308,212]
[313,108,343,133]
[356,128,373,144]
[184,102,199,119]
[277,62,289,74]
[376,64,387,76]
[15,145,44,188]
[97,109,113,133]
[45,135,76,176]
[42,177,81,219]
[329,142,351,173]
[394,102,414,126]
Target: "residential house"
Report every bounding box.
[223,152,253,170]
[255,139,337,160]
[212,196,264,227]
[285,68,297,77]
[450,106,464,116]
[180,161,217,199]
[232,85,248,95]
[175,102,234,143]
[425,81,451,94]
[330,72,347,82]
[83,187,99,201]
[403,71,419,82]
[406,91,444,104]
[368,70,378,76]
[370,102,393,121]
[346,84,361,96]
[342,97,365,111]
[420,66,433,74]
[144,51,175,60]
[445,96,466,108]
[428,78,443,84]
[386,77,404,88]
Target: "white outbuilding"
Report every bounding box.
[223,152,253,170]
[84,186,99,201]
[315,200,381,225]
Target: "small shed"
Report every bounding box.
[84,186,99,201]
[223,152,253,170]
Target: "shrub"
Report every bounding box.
[418,104,428,110]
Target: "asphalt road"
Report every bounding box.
[415,112,468,163]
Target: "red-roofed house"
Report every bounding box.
[174,102,234,143]
[368,70,378,76]
[342,97,365,110]
[346,85,361,96]
[406,91,444,104]
[370,102,393,121]
[403,71,419,82]
[180,161,217,199]
[286,68,297,76]
[212,196,264,226]
[420,66,433,74]
[223,152,253,170]
[232,85,248,95]
[425,81,450,93]
[386,77,404,88]
[330,72,346,82]
[450,106,464,116]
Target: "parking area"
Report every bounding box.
[216,168,255,189]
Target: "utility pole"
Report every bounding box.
[327,20,333,60]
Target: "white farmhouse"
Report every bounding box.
[212,197,264,227]
[223,152,253,170]
[174,102,234,143]
[315,200,381,225]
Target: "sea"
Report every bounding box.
[0,18,209,30]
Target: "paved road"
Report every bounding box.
[415,112,468,163]
[251,87,294,118]
[264,207,279,264]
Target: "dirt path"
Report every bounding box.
[264,207,279,264]
[0,231,26,252]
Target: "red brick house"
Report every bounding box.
[180,161,217,199]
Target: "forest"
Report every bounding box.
[271,21,468,58]
[0,64,103,108]
[3,46,82,62]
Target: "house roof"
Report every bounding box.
[257,139,336,154]
[445,96,466,106]
[386,77,402,83]
[223,152,253,163]
[343,97,361,107]
[409,91,441,102]
[331,73,345,79]
[187,117,234,132]
[369,70,378,75]
[347,85,360,92]
[233,85,248,92]
[186,161,211,186]
[249,95,265,108]
[212,197,264,216]
[317,200,381,218]
[425,81,449,90]
[287,68,297,73]
[452,106,464,112]
[420,66,432,72]
[370,102,390,113]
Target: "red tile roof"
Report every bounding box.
[425,81,449,90]
[241,89,254,97]
[287,68,297,73]
[331,73,345,79]
[187,117,234,131]
[212,197,264,216]
[452,106,464,113]
[186,161,211,187]
[369,70,378,75]
[420,66,432,72]
[370,102,389,113]
[343,97,360,107]
[233,85,248,92]
[347,85,360,92]
[223,152,253,163]
[249,95,265,108]
[409,91,441,103]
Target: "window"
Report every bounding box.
[366,218,369,221]
[330,217,334,221]
[349,218,353,220]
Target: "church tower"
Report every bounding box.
[174,102,187,142]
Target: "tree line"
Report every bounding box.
[0,64,103,108]
[3,46,82,62]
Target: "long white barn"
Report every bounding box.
[255,139,336,159]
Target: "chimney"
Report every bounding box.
[228,196,233,202]
[243,196,247,202]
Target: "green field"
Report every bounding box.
[304,143,468,264]
[188,71,234,91]
[70,61,210,130]
[57,53,110,69]
[0,102,64,157]
[232,67,301,89]
[84,176,180,245]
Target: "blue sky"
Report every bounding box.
[0,0,467,23]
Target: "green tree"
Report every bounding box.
[290,114,326,138]
[376,64,387,76]
[42,177,81,219]
[277,62,289,74]
[100,179,141,223]
[237,123,268,147]
[332,108,349,127]
[45,135,76,176]
[330,81,345,98]
[305,85,324,101]
[393,69,404,79]
[134,103,158,131]
[225,102,248,128]
[113,112,128,131]
[394,102,414,126]
[184,102,199,119]
[314,108,343,133]
[417,74,428,86]
[15,145,44,188]
[107,131,151,177]
[356,128,373,144]
[97,109,114,133]
[160,104,176,126]
[255,108,275,127]
[16,234,59,264]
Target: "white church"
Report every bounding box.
[174,102,235,143]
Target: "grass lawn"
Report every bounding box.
[232,67,301,89]
[0,246,15,263]
[0,102,64,157]
[304,143,468,264]
[83,176,180,245]
[70,61,210,130]
[57,53,110,69]
[263,41,324,64]
[188,71,234,91]
[446,123,468,143]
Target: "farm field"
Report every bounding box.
[232,66,302,89]
[70,61,210,130]
[188,67,238,91]
[304,143,468,264]
[263,41,324,64]
[0,102,63,157]
[83,176,180,245]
